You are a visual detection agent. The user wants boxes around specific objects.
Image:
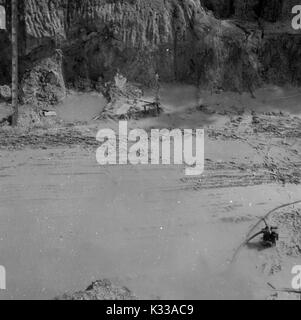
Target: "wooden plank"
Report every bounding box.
[12,0,18,126]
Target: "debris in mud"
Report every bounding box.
[251,113,301,138]
[95,72,163,120]
[0,102,13,126]
[251,207,301,300]
[21,50,66,108]
[55,279,137,300]
[0,114,13,126]
[267,282,301,300]
[260,255,282,276]
[231,201,301,266]
[41,110,57,117]
[197,104,216,115]
[262,157,301,185]
[246,220,279,248]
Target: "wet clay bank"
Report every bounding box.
[1,0,301,109]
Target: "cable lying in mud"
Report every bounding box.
[230,200,301,264]
[268,282,301,295]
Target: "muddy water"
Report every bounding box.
[145,84,301,116]
[55,85,301,124]
[56,92,107,122]
[0,149,300,300]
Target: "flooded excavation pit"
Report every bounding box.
[1,0,301,302]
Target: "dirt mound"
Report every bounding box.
[55,279,137,301]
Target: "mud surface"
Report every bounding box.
[0,84,300,300]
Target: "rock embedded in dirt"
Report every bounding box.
[55,279,137,301]
[0,85,11,101]
[21,50,66,107]
[1,0,300,104]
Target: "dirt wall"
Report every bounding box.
[0,0,300,106]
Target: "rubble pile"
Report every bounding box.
[96,73,163,120]
[56,279,136,301]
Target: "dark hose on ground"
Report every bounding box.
[230,200,301,264]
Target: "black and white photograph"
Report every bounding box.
[0,0,301,302]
